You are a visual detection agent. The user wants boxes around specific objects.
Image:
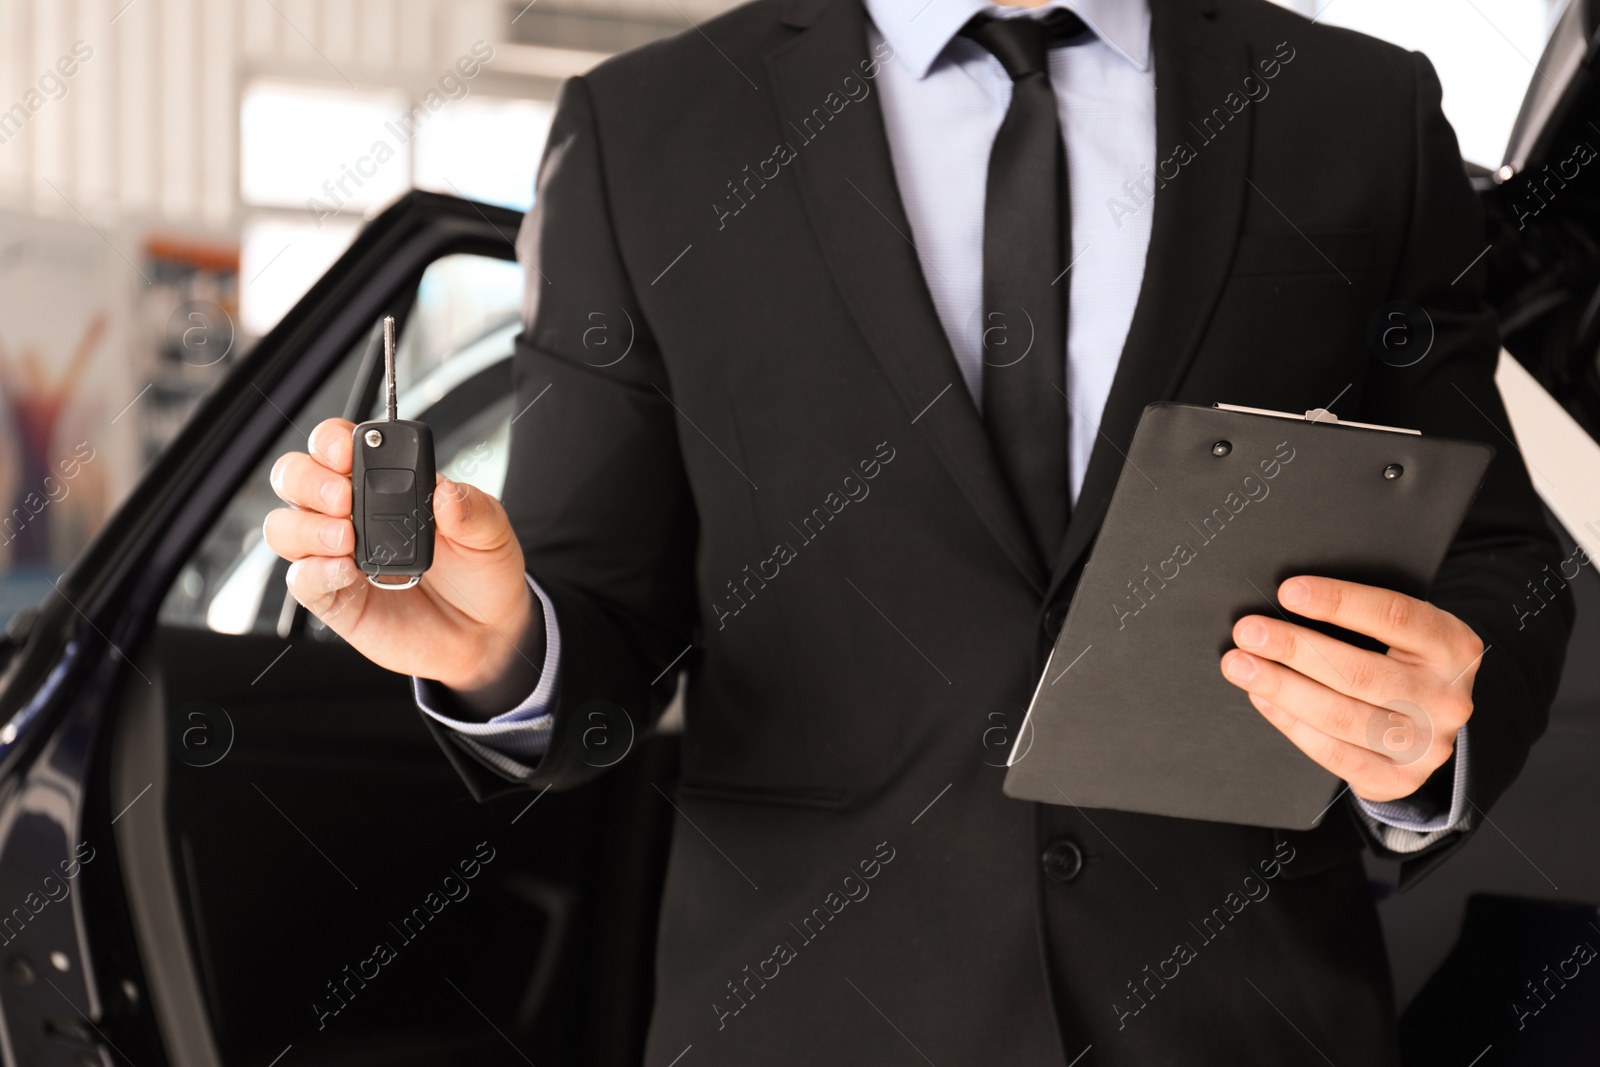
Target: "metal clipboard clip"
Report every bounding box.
[1213,402,1422,436]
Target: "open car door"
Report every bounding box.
[0,192,676,1067]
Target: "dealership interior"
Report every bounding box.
[1,0,1596,1063]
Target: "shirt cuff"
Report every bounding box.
[412,573,561,762]
[1351,725,1471,854]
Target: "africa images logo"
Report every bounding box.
[1111,441,1296,630]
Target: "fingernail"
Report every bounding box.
[1225,653,1257,683]
[1281,579,1309,610]
[320,478,342,511]
[319,521,344,551]
[1238,619,1268,649]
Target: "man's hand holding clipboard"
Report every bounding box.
[1222,573,1485,804]
[1004,401,1495,829]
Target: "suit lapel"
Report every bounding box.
[1045,0,1255,606]
[768,0,1049,593]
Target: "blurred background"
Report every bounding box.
[0,0,1569,621]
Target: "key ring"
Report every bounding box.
[367,574,421,590]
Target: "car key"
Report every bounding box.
[351,316,435,589]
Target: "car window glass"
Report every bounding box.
[387,253,523,411]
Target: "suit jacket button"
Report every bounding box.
[1042,604,1067,639]
[1041,836,1084,883]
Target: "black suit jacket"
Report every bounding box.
[422,0,1574,1061]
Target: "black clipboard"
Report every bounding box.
[1002,401,1494,829]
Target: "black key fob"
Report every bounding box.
[350,317,435,589]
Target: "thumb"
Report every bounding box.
[431,474,516,553]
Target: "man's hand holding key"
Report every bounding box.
[263,416,543,714]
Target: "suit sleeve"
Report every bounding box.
[412,573,561,759]
[1354,52,1574,887]
[419,74,699,801]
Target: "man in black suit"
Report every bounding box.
[265,0,1573,1061]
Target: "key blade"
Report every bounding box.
[382,315,397,422]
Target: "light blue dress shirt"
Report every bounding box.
[416,0,1468,850]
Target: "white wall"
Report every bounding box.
[0,0,513,235]
[1264,0,1565,167]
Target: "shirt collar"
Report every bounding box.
[862,0,1152,79]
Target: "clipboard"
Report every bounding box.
[1002,401,1494,830]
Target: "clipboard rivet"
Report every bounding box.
[1210,440,1231,457]
[1041,837,1085,882]
[1383,464,1404,480]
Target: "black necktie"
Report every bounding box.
[961,9,1087,561]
